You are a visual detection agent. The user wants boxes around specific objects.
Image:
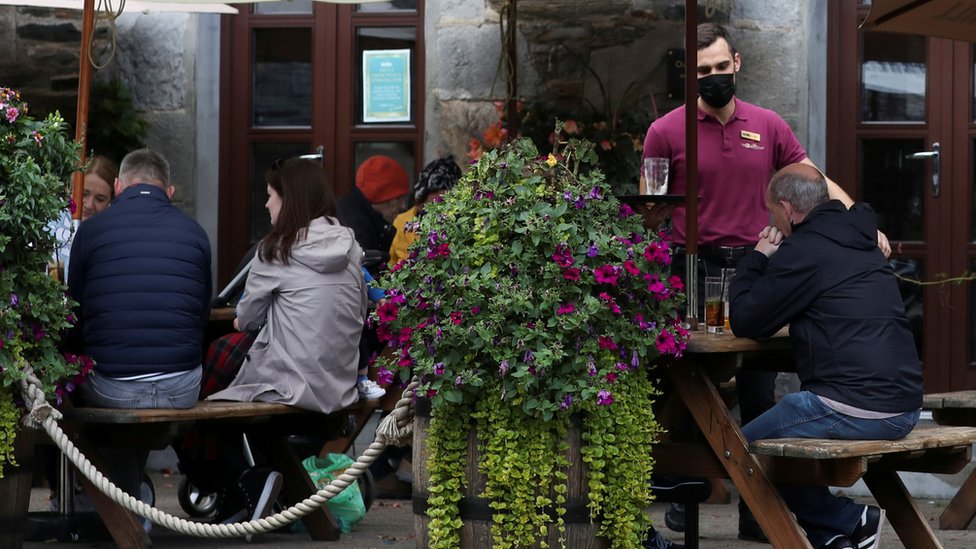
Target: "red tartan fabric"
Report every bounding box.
[201,331,257,399]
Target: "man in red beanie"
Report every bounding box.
[338,155,411,271]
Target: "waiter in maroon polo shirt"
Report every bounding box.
[640,22,891,545]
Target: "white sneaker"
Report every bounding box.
[358,378,386,400]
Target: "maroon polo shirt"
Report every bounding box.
[642,98,807,247]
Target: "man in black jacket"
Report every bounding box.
[67,148,212,511]
[730,163,923,549]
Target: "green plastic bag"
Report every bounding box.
[301,453,366,533]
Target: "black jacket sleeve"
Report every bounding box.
[728,245,822,338]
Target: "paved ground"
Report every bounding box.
[19,412,976,548]
[21,475,976,548]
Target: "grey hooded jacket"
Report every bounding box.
[209,216,366,414]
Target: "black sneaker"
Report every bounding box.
[213,468,283,528]
[644,527,684,549]
[849,505,884,549]
[820,535,855,549]
[238,467,283,542]
[664,502,685,532]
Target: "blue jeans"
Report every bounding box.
[78,366,202,409]
[77,367,202,501]
[741,390,920,548]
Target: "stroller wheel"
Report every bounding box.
[141,473,156,506]
[358,468,375,512]
[177,476,219,518]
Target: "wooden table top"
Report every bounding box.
[923,390,976,410]
[683,327,792,354]
[209,307,236,321]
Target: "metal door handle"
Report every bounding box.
[905,142,940,197]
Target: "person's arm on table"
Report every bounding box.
[729,227,818,338]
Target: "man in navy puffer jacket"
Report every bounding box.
[66,148,211,506]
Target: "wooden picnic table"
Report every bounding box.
[652,330,976,549]
[922,389,976,529]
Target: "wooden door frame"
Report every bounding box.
[826,0,974,392]
[217,3,425,285]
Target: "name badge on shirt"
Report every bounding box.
[740,130,761,142]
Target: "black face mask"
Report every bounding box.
[698,73,736,109]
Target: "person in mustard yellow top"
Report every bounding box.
[388,155,462,266]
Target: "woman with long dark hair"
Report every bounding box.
[211,158,366,412]
[181,158,366,527]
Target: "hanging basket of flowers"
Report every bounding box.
[0,86,87,475]
[375,127,687,549]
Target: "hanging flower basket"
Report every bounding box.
[376,128,687,548]
[0,86,86,475]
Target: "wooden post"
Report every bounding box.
[72,0,96,220]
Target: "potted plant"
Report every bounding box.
[0,86,88,476]
[375,127,688,548]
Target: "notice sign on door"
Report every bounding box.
[363,49,411,123]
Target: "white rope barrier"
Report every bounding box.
[18,373,418,538]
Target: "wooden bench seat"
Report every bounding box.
[746,425,976,549]
[922,390,976,530]
[750,425,976,486]
[35,399,379,549]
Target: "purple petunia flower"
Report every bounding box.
[597,390,614,406]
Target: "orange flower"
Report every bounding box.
[468,138,484,161]
[600,140,613,151]
[482,122,508,148]
[563,119,579,135]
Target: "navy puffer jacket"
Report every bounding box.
[66,184,212,377]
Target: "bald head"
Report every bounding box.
[767,163,828,215]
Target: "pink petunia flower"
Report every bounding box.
[557,303,575,315]
[376,302,399,323]
[598,335,618,350]
[563,267,580,281]
[594,265,619,285]
[377,367,394,385]
[668,275,685,292]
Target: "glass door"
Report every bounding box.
[828,1,975,392]
[218,1,424,284]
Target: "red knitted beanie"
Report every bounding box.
[355,155,410,204]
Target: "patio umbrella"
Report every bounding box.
[860,0,976,42]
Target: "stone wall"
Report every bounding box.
[0,6,201,217]
[425,0,819,166]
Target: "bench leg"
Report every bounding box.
[939,466,976,529]
[683,502,699,549]
[253,431,341,541]
[68,434,151,549]
[863,469,941,549]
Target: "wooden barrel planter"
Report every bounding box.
[0,428,38,548]
[412,399,608,548]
